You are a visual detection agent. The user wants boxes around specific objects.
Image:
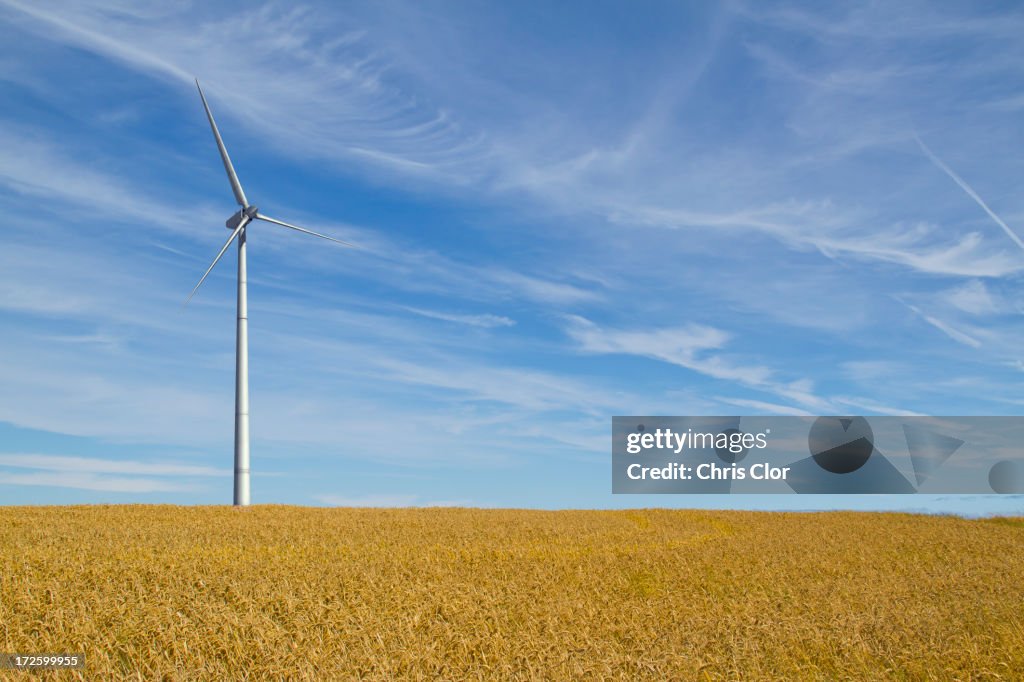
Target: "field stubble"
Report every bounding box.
[1,507,1022,680]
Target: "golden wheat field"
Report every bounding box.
[1,507,1022,681]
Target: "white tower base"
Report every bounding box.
[234,226,250,507]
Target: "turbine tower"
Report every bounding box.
[186,80,351,506]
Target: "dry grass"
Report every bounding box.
[1,506,1022,680]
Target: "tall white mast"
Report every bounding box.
[234,226,250,506]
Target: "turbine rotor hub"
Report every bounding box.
[225,206,258,230]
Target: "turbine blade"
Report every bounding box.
[196,80,248,208]
[255,213,354,247]
[183,220,248,306]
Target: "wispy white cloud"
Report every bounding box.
[403,307,515,328]
[832,397,926,417]
[4,0,1022,288]
[943,280,1000,316]
[0,471,195,493]
[0,453,226,476]
[1,0,192,81]
[0,453,222,493]
[915,134,1024,253]
[0,127,220,239]
[622,203,1023,278]
[0,128,594,324]
[924,317,982,349]
[714,397,813,416]
[0,0,491,185]
[486,270,599,304]
[902,302,982,349]
[566,314,737,367]
[564,316,833,411]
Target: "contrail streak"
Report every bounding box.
[915,133,1024,252]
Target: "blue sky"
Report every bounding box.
[1,1,1023,514]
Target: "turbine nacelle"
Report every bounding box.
[225,206,258,230]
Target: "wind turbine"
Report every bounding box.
[185,80,352,507]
